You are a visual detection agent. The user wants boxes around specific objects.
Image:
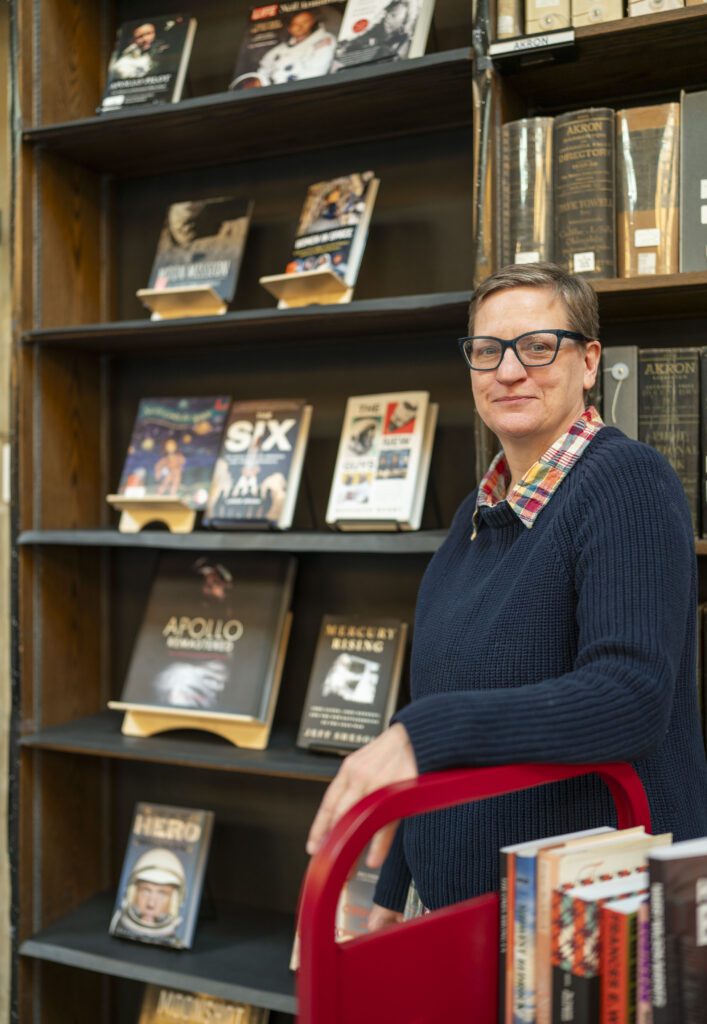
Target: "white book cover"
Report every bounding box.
[332,0,435,71]
[326,391,433,528]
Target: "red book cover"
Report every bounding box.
[600,894,644,1024]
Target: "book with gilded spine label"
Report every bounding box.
[501,118,554,268]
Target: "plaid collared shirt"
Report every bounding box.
[471,405,605,540]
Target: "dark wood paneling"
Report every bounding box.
[35,0,109,124]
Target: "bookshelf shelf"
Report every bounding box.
[19,713,341,781]
[22,48,473,177]
[19,893,297,1014]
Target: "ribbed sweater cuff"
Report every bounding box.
[372,826,411,912]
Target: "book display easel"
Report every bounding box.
[10,1,707,1022]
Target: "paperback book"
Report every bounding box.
[109,802,213,949]
[100,15,197,112]
[331,0,435,71]
[138,985,269,1023]
[297,615,407,753]
[116,397,231,510]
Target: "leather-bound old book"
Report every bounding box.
[501,118,554,267]
[680,89,707,272]
[638,348,700,535]
[553,108,616,279]
[616,103,680,278]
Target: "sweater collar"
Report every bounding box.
[471,406,604,540]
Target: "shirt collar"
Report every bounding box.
[471,405,604,540]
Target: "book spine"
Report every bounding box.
[636,899,653,1024]
[616,104,680,277]
[600,906,632,1024]
[497,0,524,37]
[551,888,577,1024]
[505,852,518,1023]
[553,108,616,278]
[513,853,537,1024]
[701,349,707,538]
[680,90,707,272]
[638,348,700,535]
[568,897,601,1024]
[499,850,510,1024]
[649,866,677,1024]
[501,118,554,267]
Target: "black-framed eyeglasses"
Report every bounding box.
[458,329,589,371]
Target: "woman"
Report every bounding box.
[307,263,707,927]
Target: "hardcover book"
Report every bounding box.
[501,117,554,267]
[100,15,197,113]
[204,399,312,530]
[284,172,379,289]
[599,893,647,1024]
[297,615,407,753]
[496,0,523,37]
[116,397,231,510]
[553,108,616,278]
[325,391,437,530]
[229,2,345,90]
[680,89,707,272]
[138,985,269,1023]
[109,802,214,949]
[331,0,435,71]
[638,347,700,535]
[602,346,638,439]
[116,551,295,733]
[571,0,623,25]
[616,103,680,277]
[145,198,253,309]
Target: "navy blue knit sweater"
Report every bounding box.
[374,427,707,912]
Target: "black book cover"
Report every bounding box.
[297,615,407,753]
[100,15,196,112]
[119,551,295,722]
[110,803,213,949]
[700,349,707,538]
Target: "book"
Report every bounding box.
[204,399,312,530]
[325,391,437,530]
[553,108,616,278]
[144,198,253,311]
[616,103,680,277]
[648,836,707,1024]
[599,893,647,1024]
[571,0,623,26]
[601,347,638,439]
[229,2,345,90]
[284,172,379,290]
[638,348,700,535]
[116,397,231,510]
[526,0,570,32]
[109,802,213,949]
[138,985,269,1023]
[116,551,295,738]
[100,15,197,113]
[501,118,554,267]
[331,0,435,71]
[636,898,652,1024]
[497,0,523,37]
[335,855,380,941]
[297,615,407,753]
[681,90,707,272]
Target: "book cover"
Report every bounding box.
[616,103,680,277]
[638,347,700,535]
[109,803,213,949]
[553,108,616,278]
[636,898,652,1024]
[147,198,253,305]
[229,2,345,90]
[204,399,312,530]
[118,551,295,724]
[285,172,379,288]
[326,391,436,529]
[138,984,269,1023]
[331,0,435,71]
[599,894,646,1024]
[602,347,638,439]
[116,397,231,510]
[100,15,197,113]
[297,615,407,753]
[680,90,707,272]
[649,836,707,1024]
[501,118,554,267]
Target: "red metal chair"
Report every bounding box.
[296,762,652,1023]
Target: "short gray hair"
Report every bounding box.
[468,262,600,341]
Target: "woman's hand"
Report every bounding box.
[306,723,418,867]
[367,902,405,933]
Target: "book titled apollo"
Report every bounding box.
[331,0,435,71]
[285,172,379,288]
[117,551,295,726]
[501,117,554,267]
[138,984,269,1024]
[100,15,197,113]
[229,2,345,90]
[204,399,312,530]
[326,391,437,530]
[146,198,253,307]
[297,615,407,753]
[116,397,231,510]
[109,803,214,949]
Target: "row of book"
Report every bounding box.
[502,91,707,277]
[100,1,435,112]
[495,0,694,37]
[115,390,436,532]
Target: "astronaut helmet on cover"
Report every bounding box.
[124,847,186,932]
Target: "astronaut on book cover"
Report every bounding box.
[111,847,187,942]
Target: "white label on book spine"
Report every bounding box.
[701,179,707,200]
[535,0,561,7]
[573,251,596,272]
[635,227,660,248]
[701,206,707,225]
[638,252,657,275]
[516,251,541,264]
[498,15,516,32]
